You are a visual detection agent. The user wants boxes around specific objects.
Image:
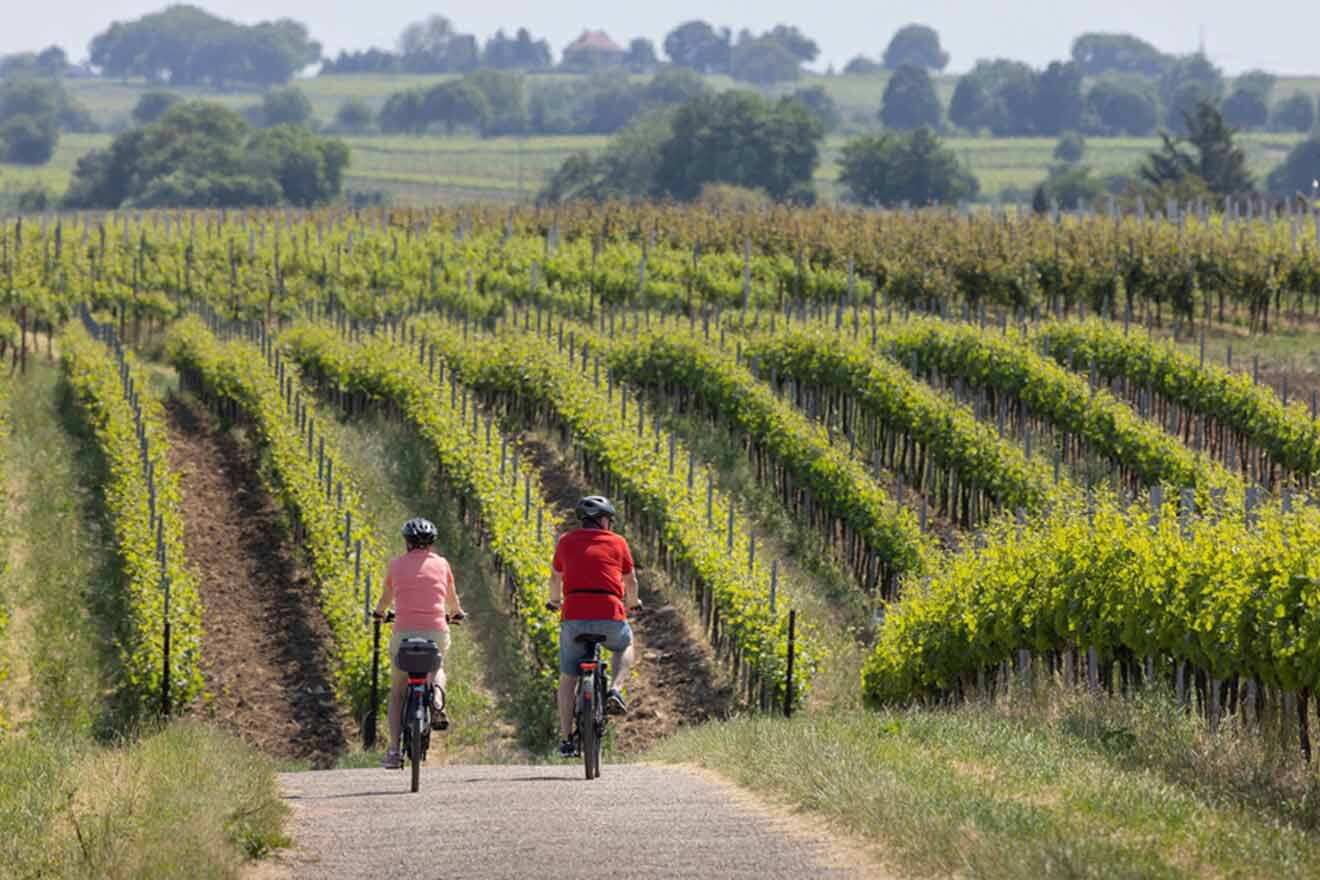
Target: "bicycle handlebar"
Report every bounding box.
[545,600,644,614]
[372,610,466,625]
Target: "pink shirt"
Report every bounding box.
[386,550,454,631]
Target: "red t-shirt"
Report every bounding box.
[553,528,634,621]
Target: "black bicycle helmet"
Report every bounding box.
[575,495,617,524]
[402,517,438,546]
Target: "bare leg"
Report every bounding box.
[557,674,577,740]
[387,669,406,751]
[429,665,448,711]
[611,643,636,692]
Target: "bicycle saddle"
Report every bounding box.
[575,634,609,645]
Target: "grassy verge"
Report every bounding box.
[0,722,288,879]
[311,409,545,758]
[0,363,118,733]
[648,689,1320,879]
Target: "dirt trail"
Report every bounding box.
[516,432,734,753]
[258,764,874,879]
[166,396,349,766]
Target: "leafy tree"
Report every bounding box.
[643,68,709,105]
[843,56,882,76]
[378,88,429,134]
[89,6,320,87]
[321,48,398,75]
[1070,33,1170,77]
[0,77,97,135]
[730,35,802,85]
[1271,92,1315,133]
[882,24,949,71]
[1054,131,1086,163]
[428,82,491,133]
[663,21,731,74]
[0,78,63,122]
[655,91,821,201]
[1266,136,1320,196]
[0,114,57,164]
[1159,54,1224,133]
[1233,70,1276,99]
[397,15,479,73]
[334,99,374,132]
[63,101,348,209]
[790,85,841,132]
[576,76,646,133]
[624,38,660,73]
[952,59,1037,135]
[133,90,182,126]
[257,87,314,128]
[379,81,489,134]
[540,110,673,202]
[1032,61,1083,135]
[1084,78,1160,135]
[949,75,991,131]
[464,69,527,135]
[0,46,68,78]
[0,78,66,163]
[881,65,942,130]
[838,128,978,206]
[246,125,349,206]
[766,25,819,64]
[1032,163,1104,210]
[482,28,552,70]
[1140,100,1251,198]
[1223,88,1268,130]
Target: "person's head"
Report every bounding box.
[574,495,616,531]
[401,517,438,551]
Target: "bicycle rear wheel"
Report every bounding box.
[409,693,424,793]
[590,672,605,779]
[579,696,597,780]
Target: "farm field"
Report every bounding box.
[5,203,1320,876]
[0,129,1306,207]
[0,71,1312,206]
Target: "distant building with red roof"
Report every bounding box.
[561,29,625,71]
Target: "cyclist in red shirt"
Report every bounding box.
[547,496,640,758]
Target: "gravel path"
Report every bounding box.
[263,764,875,879]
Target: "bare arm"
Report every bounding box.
[623,571,639,610]
[373,577,395,618]
[446,570,465,617]
[548,569,564,606]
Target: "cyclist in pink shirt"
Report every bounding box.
[372,518,465,770]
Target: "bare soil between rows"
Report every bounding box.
[166,395,349,767]
[515,431,735,753]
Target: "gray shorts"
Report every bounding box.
[559,620,632,675]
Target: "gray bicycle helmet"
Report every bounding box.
[575,496,617,524]
[402,517,438,546]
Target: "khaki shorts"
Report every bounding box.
[388,628,451,675]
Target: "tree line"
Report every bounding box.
[540,91,1319,210]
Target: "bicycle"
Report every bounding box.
[547,603,622,781]
[377,610,464,793]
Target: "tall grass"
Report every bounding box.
[649,687,1320,879]
[0,363,117,733]
[0,722,288,879]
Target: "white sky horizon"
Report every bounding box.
[4,1,1318,77]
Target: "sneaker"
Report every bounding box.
[558,739,577,758]
[606,688,627,716]
[431,708,450,731]
[381,748,403,770]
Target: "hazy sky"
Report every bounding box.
[4,1,1317,75]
